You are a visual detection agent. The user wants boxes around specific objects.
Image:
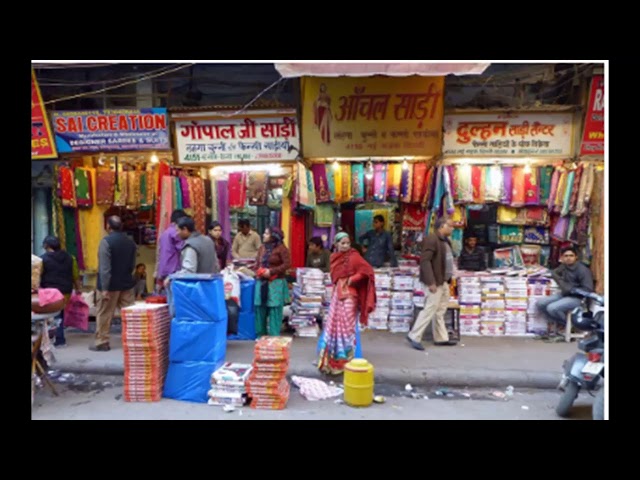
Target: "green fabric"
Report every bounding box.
[314,204,334,227]
[72,256,79,281]
[561,171,575,216]
[254,278,290,307]
[139,172,150,209]
[499,225,524,244]
[63,208,78,260]
[74,168,90,202]
[173,177,182,210]
[255,306,284,337]
[539,166,553,204]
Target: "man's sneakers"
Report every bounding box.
[406,336,425,351]
[434,340,458,346]
[89,343,111,352]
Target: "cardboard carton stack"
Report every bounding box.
[504,277,529,335]
[290,268,324,337]
[208,362,252,407]
[458,275,482,336]
[246,336,292,410]
[480,276,506,336]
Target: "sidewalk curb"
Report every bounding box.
[53,361,561,390]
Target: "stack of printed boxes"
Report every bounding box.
[290,268,324,337]
[322,272,333,321]
[458,275,482,336]
[480,276,506,336]
[504,276,529,335]
[527,277,551,334]
[389,269,415,333]
[369,269,392,330]
[246,336,292,410]
[208,362,252,407]
[121,304,172,402]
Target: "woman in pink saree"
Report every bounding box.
[313,83,332,145]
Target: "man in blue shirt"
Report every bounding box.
[359,215,398,268]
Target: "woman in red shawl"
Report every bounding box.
[317,232,376,375]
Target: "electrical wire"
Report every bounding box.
[37,64,187,87]
[42,63,195,105]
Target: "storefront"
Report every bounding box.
[49,108,172,293]
[170,108,300,265]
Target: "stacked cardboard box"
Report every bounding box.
[208,362,252,407]
[527,277,551,334]
[246,337,292,410]
[370,269,392,330]
[480,276,506,336]
[121,304,171,402]
[458,275,482,336]
[504,277,529,335]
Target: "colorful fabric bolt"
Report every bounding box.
[351,163,365,203]
[74,168,92,208]
[569,164,584,214]
[538,166,554,205]
[340,164,351,203]
[411,163,428,204]
[180,176,191,209]
[229,172,247,209]
[386,163,402,202]
[547,167,561,211]
[501,166,513,205]
[373,164,387,202]
[314,204,334,227]
[95,169,115,206]
[402,204,427,231]
[484,165,503,203]
[326,164,337,202]
[510,167,526,207]
[312,164,331,204]
[400,163,413,203]
[59,166,76,208]
[561,170,575,216]
[524,167,540,206]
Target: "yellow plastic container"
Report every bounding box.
[343,358,374,407]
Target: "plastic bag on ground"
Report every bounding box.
[64,292,90,330]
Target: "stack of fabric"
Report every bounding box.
[480,276,506,336]
[208,362,253,407]
[121,304,171,402]
[504,277,529,336]
[290,268,324,337]
[527,277,551,334]
[246,337,292,410]
[389,268,415,333]
[458,275,482,336]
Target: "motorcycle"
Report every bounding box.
[556,288,604,419]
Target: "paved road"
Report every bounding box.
[31,374,595,420]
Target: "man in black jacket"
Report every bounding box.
[457,232,487,272]
[93,216,137,352]
[536,245,594,327]
[40,236,82,346]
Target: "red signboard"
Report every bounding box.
[579,75,604,156]
[32,69,57,159]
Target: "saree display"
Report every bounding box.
[455,164,473,204]
[386,163,402,202]
[229,172,247,208]
[373,164,387,202]
[74,168,93,208]
[248,171,269,206]
[411,163,428,204]
[59,166,76,208]
[312,164,331,203]
[351,163,365,203]
[95,169,115,206]
[402,204,427,231]
[400,163,413,202]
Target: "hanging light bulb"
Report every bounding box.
[365,160,374,180]
[209,167,216,177]
[150,153,159,164]
[332,159,340,171]
[98,154,106,166]
[402,159,409,171]
[524,161,532,174]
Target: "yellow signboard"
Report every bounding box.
[301,75,444,158]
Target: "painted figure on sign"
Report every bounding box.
[313,83,332,145]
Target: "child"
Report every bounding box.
[133,263,149,300]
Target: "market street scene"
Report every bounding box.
[31,61,606,420]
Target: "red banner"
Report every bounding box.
[579,75,604,156]
[32,69,57,159]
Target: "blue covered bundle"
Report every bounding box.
[163,361,218,403]
[169,319,227,364]
[171,273,227,323]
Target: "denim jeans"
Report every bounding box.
[536,293,583,325]
[55,311,66,345]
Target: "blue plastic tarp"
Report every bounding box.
[228,311,256,341]
[169,319,227,363]
[171,274,227,323]
[163,361,220,403]
[239,279,255,313]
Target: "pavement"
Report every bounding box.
[52,328,578,389]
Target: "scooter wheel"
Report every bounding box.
[592,389,604,420]
[556,382,580,418]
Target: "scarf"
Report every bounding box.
[329,248,376,326]
[312,164,331,203]
[351,163,365,203]
[400,163,413,202]
[501,166,513,205]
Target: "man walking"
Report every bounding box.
[359,215,397,268]
[537,245,594,327]
[232,219,261,260]
[155,209,187,289]
[407,217,458,350]
[93,216,137,352]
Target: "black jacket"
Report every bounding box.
[97,232,137,291]
[457,247,487,272]
[40,250,74,294]
[552,262,594,296]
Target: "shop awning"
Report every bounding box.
[275,62,490,78]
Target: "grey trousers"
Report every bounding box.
[535,293,583,325]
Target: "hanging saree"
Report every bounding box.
[307,167,317,207]
[340,164,351,203]
[179,176,191,209]
[538,166,554,206]
[471,166,485,203]
[351,163,365,203]
[510,167,526,208]
[547,167,561,211]
[411,163,428,204]
[431,166,446,214]
[386,163,402,202]
[484,165,502,203]
[113,171,128,207]
[126,171,141,210]
[173,177,183,211]
[210,176,219,221]
[228,172,246,209]
[314,204,334,227]
[355,209,374,241]
[524,207,548,226]
[248,171,269,206]
[575,163,595,216]
[561,170,576,216]
[400,163,413,203]
[553,168,568,213]
[312,164,331,203]
[78,168,104,272]
[59,167,76,208]
[450,205,466,228]
[524,167,540,206]
[326,164,337,202]
[454,164,473,204]
[189,177,206,234]
[74,168,93,208]
[332,163,343,203]
[446,165,457,201]
[52,177,65,249]
[501,166,513,205]
[373,164,387,202]
[156,162,171,231]
[216,179,232,245]
[442,165,455,215]
[551,215,570,241]
[422,166,435,207]
[94,173,112,206]
[569,164,584,214]
[402,204,427,231]
[290,213,306,269]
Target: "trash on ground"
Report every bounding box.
[460,344,465,347]
[292,376,343,401]
[410,392,422,399]
[373,395,386,404]
[506,386,515,397]
[521,405,530,410]
[405,384,413,392]
[446,393,455,398]
[223,405,236,413]
[334,399,344,405]
[462,393,471,398]
[492,391,506,399]
[423,395,429,400]
[238,410,243,416]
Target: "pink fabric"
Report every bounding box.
[38,288,64,306]
[291,376,343,401]
[180,176,191,209]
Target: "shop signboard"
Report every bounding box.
[301,76,445,158]
[173,110,300,164]
[443,112,574,157]
[579,75,604,156]
[52,108,170,153]
[32,69,57,159]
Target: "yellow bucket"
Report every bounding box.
[344,358,374,407]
